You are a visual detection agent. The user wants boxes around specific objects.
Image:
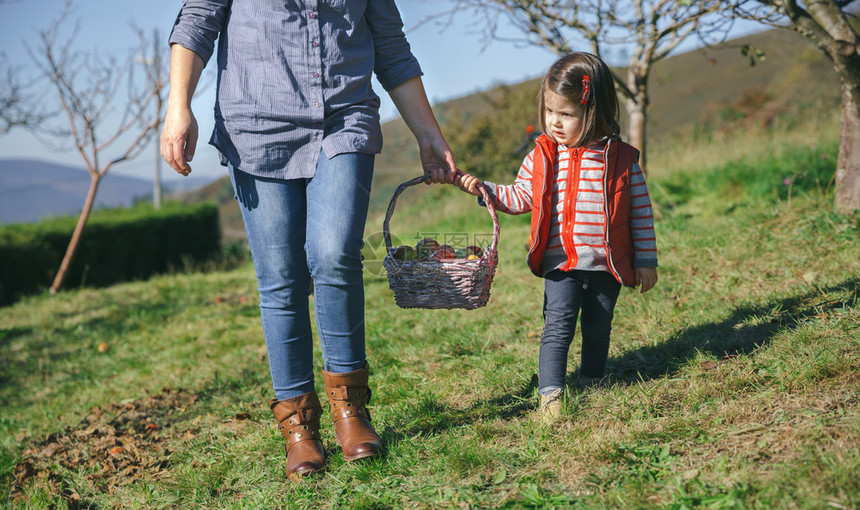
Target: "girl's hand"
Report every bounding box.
[635,267,658,294]
[454,170,481,196]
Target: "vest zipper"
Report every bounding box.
[562,147,581,271]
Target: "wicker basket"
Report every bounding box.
[382,175,500,310]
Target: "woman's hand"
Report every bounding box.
[634,267,658,294]
[417,136,457,184]
[161,105,198,177]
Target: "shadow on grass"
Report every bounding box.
[382,276,858,446]
[608,276,860,385]
[0,326,32,388]
[0,326,33,348]
[0,300,188,408]
[379,373,540,448]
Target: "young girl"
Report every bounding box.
[456,52,658,420]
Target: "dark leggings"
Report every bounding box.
[538,269,622,395]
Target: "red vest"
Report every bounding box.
[526,134,639,285]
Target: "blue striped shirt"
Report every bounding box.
[169,0,422,178]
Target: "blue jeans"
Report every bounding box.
[539,269,621,395]
[229,150,374,400]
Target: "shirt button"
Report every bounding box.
[314,72,320,78]
[312,41,319,47]
[316,122,323,127]
[309,12,317,19]
[316,102,322,107]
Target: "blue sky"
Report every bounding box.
[0,1,759,187]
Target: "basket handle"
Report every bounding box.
[383,175,500,255]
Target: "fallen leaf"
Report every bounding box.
[40,443,63,458]
[492,468,507,485]
[682,468,699,480]
[731,423,767,435]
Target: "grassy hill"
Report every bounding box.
[2,25,859,509]
[647,28,841,140]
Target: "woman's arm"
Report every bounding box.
[388,76,457,184]
[161,0,227,175]
[160,44,205,176]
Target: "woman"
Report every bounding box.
[161,0,456,481]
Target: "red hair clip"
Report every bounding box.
[581,75,591,105]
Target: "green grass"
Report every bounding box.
[2,124,860,509]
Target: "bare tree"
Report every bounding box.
[134,26,168,210]
[0,54,46,133]
[27,7,161,294]
[731,0,860,212]
[427,1,734,172]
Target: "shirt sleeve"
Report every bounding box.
[364,0,423,90]
[482,152,535,215]
[629,161,658,267]
[168,0,230,65]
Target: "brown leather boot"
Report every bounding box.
[322,363,381,461]
[269,392,326,481]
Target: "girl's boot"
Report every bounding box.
[538,388,563,423]
[322,363,381,461]
[269,392,326,481]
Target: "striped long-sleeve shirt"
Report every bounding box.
[485,139,658,276]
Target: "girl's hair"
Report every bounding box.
[538,52,620,147]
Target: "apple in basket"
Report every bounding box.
[430,246,457,261]
[456,246,484,259]
[390,245,416,260]
[415,238,440,259]
[465,245,484,258]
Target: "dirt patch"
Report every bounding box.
[11,388,198,508]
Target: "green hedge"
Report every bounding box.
[0,201,221,305]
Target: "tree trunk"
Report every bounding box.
[835,84,860,212]
[779,0,860,211]
[50,174,101,294]
[625,64,649,173]
[626,99,647,172]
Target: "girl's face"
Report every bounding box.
[543,90,584,146]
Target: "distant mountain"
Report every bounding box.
[0,160,154,224]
